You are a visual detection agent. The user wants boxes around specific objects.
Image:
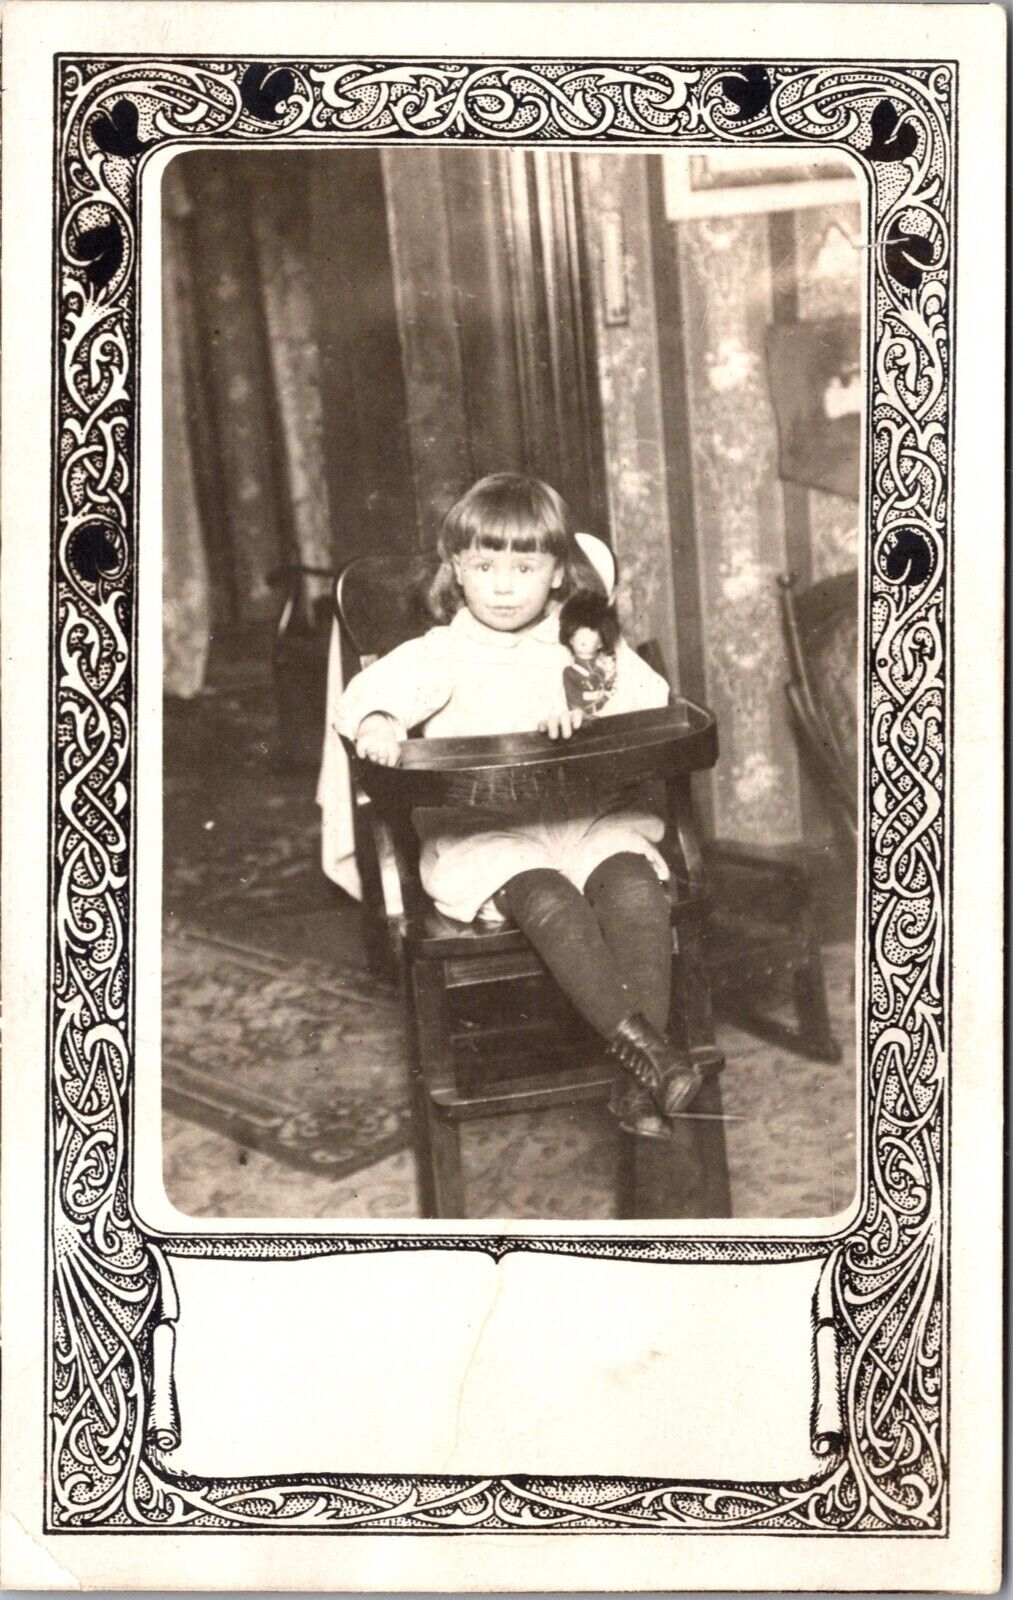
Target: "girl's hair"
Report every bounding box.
[426,472,606,623]
[558,589,621,654]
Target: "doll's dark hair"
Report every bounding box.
[425,472,605,623]
[558,589,621,654]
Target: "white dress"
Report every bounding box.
[334,606,672,923]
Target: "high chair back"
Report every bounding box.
[334,554,731,1220]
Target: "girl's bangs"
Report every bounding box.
[467,504,566,557]
[471,527,545,556]
[440,474,573,564]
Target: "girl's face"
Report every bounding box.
[451,545,562,632]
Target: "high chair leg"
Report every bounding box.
[411,956,466,1218]
[401,958,436,1218]
[671,905,714,1050]
[655,913,732,1219]
[425,1105,466,1218]
[687,1069,732,1216]
[616,1130,638,1220]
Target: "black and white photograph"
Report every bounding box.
[160,143,863,1223]
[1,2,1004,1583]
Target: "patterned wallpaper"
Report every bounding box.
[678,211,805,845]
[579,154,680,679]
[667,195,861,845]
[577,156,860,847]
[795,203,862,583]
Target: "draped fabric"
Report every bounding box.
[247,158,334,596]
[162,169,211,700]
[380,149,609,546]
[163,148,611,698]
[162,156,333,697]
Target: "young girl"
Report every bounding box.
[335,473,704,1138]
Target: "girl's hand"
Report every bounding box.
[355,712,403,766]
[539,707,584,740]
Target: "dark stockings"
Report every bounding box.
[585,852,672,1036]
[496,853,671,1041]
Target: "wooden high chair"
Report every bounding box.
[335,556,731,1220]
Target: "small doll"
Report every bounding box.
[559,590,620,718]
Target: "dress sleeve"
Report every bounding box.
[607,637,673,714]
[333,632,454,743]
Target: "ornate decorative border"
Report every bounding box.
[49,57,953,1532]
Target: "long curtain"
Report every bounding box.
[162,168,211,700]
[163,148,609,699]
[162,155,333,697]
[379,148,609,547]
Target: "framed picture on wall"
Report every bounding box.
[765,315,862,499]
[663,147,860,218]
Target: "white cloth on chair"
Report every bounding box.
[316,620,362,900]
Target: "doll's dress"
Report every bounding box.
[563,657,616,717]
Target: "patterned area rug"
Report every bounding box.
[162,937,857,1221]
[164,657,335,928]
[162,926,411,1179]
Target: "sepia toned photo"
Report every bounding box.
[159,144,863,1222]
[3,6,1002,1582]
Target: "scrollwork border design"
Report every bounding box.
[48,56,953,1533]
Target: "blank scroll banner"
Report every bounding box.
[164,1250,828,1482]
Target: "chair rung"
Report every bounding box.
[443,932,682,989]
[444,950,547,987]
[430,1067,615,1121]
[452,1016,581,1052]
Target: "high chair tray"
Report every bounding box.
[349,703,717,810]
[399,702,716,771]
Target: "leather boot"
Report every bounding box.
[608,1069,670,1139]
[607,1014,705,1120]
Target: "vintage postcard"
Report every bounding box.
[1,0,1005,1590]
